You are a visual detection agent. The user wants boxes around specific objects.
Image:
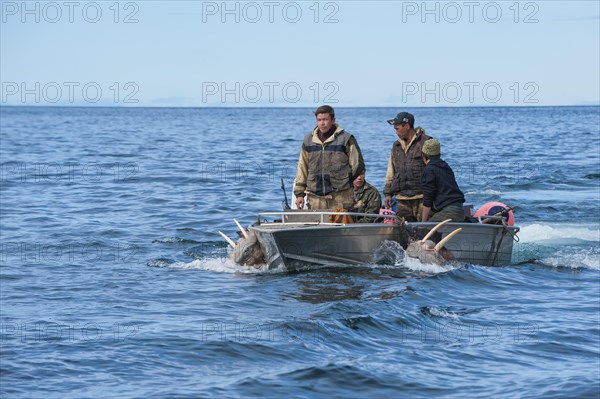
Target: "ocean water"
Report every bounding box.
[1,106,599,398]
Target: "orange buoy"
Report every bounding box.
[473,202,515,226]
[379,208,396,224]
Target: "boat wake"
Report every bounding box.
[513,223,600,270]
[162,240,458,275]
[371,240,405,265]
[537,247,600,270]
[518,223,599,244]
[371,241,457,274]
[158,222,600,274]
[399,255,458,274]
[167,258,286,274]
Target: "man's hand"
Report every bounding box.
[421,206,431,222]
[384,195,393,209]
[354,200,365,212]
[295,196,305,209]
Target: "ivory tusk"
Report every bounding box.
[434,228,462,252]
[422,219,453,243]
[218,231,237,249]
[233,219,249,239]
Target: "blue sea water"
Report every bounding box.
[1,105,599,398]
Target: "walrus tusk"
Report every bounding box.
[218,231,237,248]
[434,228,462,252]
[233,219,249,239]
[422,219,452,243]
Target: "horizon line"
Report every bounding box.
[1,104,599,110]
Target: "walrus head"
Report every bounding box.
[406,219,461,265]
[231,228,265,267]
[219,219,265,268]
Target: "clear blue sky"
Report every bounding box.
[1,0,599,106]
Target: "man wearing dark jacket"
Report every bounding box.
[420,139,465,222]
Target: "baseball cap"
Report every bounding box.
[387,112,414,126]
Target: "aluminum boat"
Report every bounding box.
[247,210,520,270]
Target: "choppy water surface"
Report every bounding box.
[1,106,599,398]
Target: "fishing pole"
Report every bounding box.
[281,178,291,210]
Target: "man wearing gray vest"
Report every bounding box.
[294,105,365,210]
[383,112,431,222]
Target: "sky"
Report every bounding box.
[1,0,599,107]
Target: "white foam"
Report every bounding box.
[425,307,461,320]
[518,223,600,243]
[401,254,457,274]
[465,189,501,195]
[154,237,196,244]
[370,241,455,274]
[169,245,456,275]
[541,248,600,270]
[168,258,283,274]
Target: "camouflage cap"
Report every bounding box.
[422,139,440,156]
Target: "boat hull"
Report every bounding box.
[405,222,518,266]
[248,212,519,270]
[252,223,408,270]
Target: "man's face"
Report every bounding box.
[316,113,335,134]
[394,123,410,140]
[353,173,365,189]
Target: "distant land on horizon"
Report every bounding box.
[1,103,599,109]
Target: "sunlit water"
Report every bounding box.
[1,106,599,398]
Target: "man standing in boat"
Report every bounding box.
[383,112,431,222]
[294,105,365,210]
[420,139,465,222]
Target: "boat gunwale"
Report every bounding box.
[250,211,520,234]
